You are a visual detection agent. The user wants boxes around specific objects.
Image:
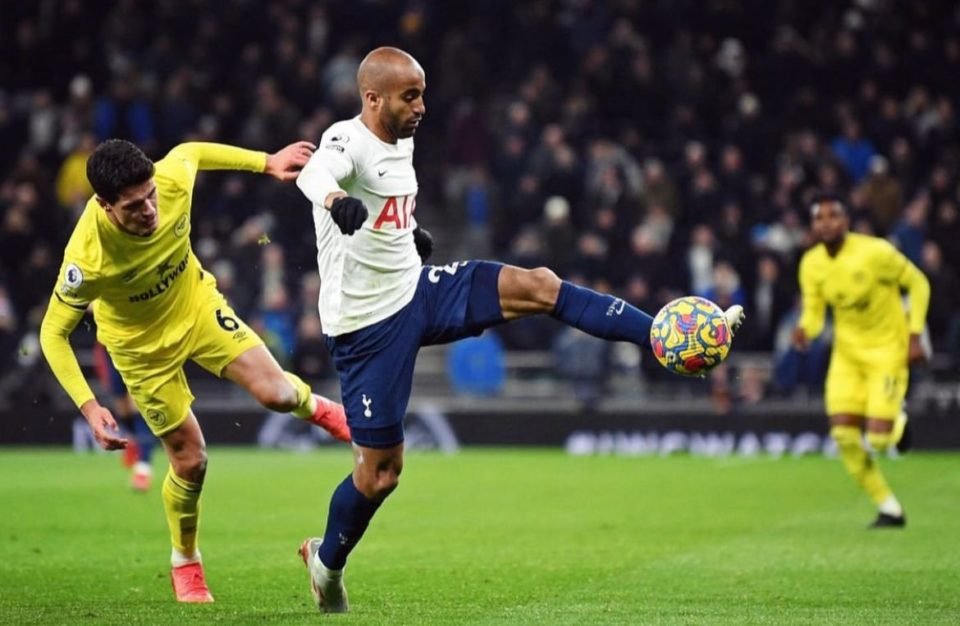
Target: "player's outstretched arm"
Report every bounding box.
[264,141,317,182]
[170,141,315,180]
[39,295,129,450]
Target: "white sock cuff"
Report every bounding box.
[878,495,903,517]
[171,548,202,568]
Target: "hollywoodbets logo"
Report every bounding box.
[128,251,190,302]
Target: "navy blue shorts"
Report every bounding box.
[326,261,504,448]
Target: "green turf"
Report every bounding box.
[0,448,957,624]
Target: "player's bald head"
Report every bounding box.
[357,47,424,94]
[357,47,426,141]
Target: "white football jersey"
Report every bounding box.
[297,117,421,336]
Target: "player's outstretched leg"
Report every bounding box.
[299,538,348,613]
[221,346,351,442]
[501,268,746,347]
[284,372,350,442]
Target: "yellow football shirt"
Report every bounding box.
[798,232,930,352]
[40,142,266,407]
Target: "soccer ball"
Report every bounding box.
[650,296,732,377]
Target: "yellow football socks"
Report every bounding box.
[162,467,202,561]
[831,425,893,506]
[285,371,317,419]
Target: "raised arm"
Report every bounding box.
[169,141,315,181]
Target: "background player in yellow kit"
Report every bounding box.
[793,194,930,528]
[39,139,351,602]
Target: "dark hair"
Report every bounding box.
[809,191,848,216]
[86,139,155,203]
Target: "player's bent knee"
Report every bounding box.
[525,267,561,309]
[172,448,207,484]
[830,425,861,448]
[354,457,403,501]
[865,431,893,453]
[355,471,400,502]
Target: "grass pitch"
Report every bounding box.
[1,448,958,624]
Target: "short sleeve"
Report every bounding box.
[54,259,99,309]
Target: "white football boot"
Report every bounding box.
[723,304,746,337]
[298,538,349,613]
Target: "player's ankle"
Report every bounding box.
[171,548,202,568]
[878,495,903,518]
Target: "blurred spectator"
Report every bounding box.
[642,159,679,216]
[830,118,876,184]
[890,194,929,265]
[699,260,747,311]
[55,132,96,211]
[0,283,17,367]
[292,313,332,381]
[856,155,902,234]
[447,333,505,396]
[94,77,155,147]
[743,255,793,351]
[687,224,715,296]
[921,241,960,358]
[542,196,577,276]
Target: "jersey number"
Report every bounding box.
[428,261,467,284]
[216,309,240,331]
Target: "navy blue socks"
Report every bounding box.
[550,281,653,349]
[318,473,382,570]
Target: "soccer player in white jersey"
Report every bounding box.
[295,46,746,613]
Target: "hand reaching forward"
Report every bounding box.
[265,141,317,182]
[80,400,129,451]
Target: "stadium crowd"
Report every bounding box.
[2,0,960,395]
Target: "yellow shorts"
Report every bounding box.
[108,274,263,436]
[824,345,908,420]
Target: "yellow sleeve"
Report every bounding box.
[167,142,267,173]
[899,260,931,334]
[39,294,95,408]
[876,240,930,334]
[797,253,826,339]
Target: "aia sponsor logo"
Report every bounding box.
[373,194,416,229]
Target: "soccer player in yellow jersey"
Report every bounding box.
[793,194,930,528]
[39,139,351,603]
